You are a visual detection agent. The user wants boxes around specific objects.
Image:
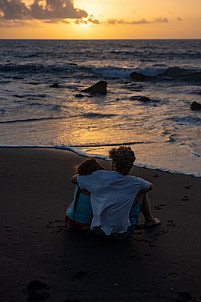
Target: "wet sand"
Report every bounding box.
[0,147,201,302]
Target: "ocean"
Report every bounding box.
[0,39,201,177]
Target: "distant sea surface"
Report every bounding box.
[0,39,201,177]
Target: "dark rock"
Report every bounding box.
[26,280,50,300]
[139,96,151,102]
[50,83,60,88]
[83,81,107,95]
[191,101,201,110]
[130,72,147,81]
[75,94,84,98]
[130,96,138,101]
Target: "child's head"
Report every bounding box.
[76,157,103,175]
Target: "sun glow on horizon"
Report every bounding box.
[0,0,200,39]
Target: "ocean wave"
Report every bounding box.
[0,109,6,114]
[0,116,66,124]
[0,145,200,177]
[28,103,63,112]
[91,65,201,82]
[166,116,201,125]
[136,67,165,76]
[13,94,47,99]
[0,63,77,74]
[0,63,161,79]
[109,50,143,56]
[1,61,201,84]
[22,53,41,58]
[159,67,201,83]
[92,65,166,78]
[108,49,201,59]
[82,112,117,119]
[0,63,45,73]
[62,141,155,148]
[190,89,201,95]
[92,66,133,78]
[189,144,201,158]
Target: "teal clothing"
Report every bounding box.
[67,185,93,224]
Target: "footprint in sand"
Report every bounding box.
[1,174,16,178]
[3,225,13,232]
[175,291,192,301]
[181,196,189,201]
[72,271,93,280]
[144,253,151,257]
[184,185,192,189]
[149,244,155,247]
[154,230,168,237]
[167,220,176,227]
[154,204,166,210]
[46,219,64,233]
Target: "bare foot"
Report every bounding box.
[144,217,161,227]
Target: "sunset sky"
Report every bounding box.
[0,0,201,39]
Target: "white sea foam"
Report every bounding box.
[92,66,133,78]
[0,39,201,178]
[0,144,200,177]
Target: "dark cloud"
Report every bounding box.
[0,19,33,26]
[0,0,29,19]
[74,16,169,26]
[0,1,169,28]
[153,17,168,23]
[0,0,88,20]
[107,17,168,25]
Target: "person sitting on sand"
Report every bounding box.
[71,146,160,239]
[65,157,103,231]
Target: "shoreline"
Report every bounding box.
[1,147,201,301]
[0,145,200,178]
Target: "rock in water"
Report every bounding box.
[83,81,107,95]
[75,94,84,98]
[130,72,147,81]
[139,96,151,102]
[191,101,201,111]
[50,83,60,88]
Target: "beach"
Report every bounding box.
[0,147,201,302]
[1,39,201,177]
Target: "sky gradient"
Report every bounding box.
[0,0,200,39]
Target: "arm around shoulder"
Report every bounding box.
[71,174,78,185]
[147,182,153,192]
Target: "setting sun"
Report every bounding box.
[0,0,200,38]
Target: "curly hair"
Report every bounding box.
[109,146,136,175]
